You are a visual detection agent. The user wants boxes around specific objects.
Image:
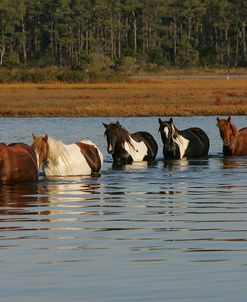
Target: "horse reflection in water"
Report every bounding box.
[222,157,247,169]
[0,143,38,184]
[0,179,103,220]
[217,117,247,156]
[103,121,158,166]
[158,118,210,160]
[43,179,106,217]
[0,183,48,216]
[164,157,209,171]
[46,177,102,202]
[32,134,103,176]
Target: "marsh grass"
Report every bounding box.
[0,77,247,117]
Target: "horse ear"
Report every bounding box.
[217,117,220,122]
[102,122,108,128]
[32,133,37,140]
[43,134,48,142]
[158,118,162,124]
[116,121,120,126]
[227,116,231,123]
[169,118,173,124]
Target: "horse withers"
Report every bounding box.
[0,143,38,184]
[103,121,158,165]
[32,134,103,176]
[217,116,247,156]
[158,118,210,160]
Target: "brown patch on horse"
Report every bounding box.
[0,143,38,184]
[75,142,101,173]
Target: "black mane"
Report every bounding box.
[104,122,132,146]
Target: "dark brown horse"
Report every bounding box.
[0,143,38,184]
[217,117,247,156]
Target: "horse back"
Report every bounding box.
[131,131,158,160]
[0,143,38,183]
[239,127,247,133]
[228,127,247,156]
[183,128,210,156]
[8,142,37,157]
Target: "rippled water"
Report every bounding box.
[0,117,247,302]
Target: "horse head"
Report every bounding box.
[32,133,49,169]
[217,117,239,147]
[103,121,131,155]
[158,118,177,151]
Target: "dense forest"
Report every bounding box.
[0,0,247,73]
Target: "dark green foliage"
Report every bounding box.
[0,0,247,79]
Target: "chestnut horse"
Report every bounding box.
[217,117,247,156]
[0,143,38,184]
[32,134,103,176]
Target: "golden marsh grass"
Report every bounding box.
[0,77,247,117]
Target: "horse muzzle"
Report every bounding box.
[107,145,113,154]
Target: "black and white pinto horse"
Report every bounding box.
[158,118,210,159]
[103,121,158,165]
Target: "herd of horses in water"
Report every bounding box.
[1,116,247,184]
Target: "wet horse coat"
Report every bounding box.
[217,117,247,156]
[103,121,158,165]
[0,143,38,184]
[32,134,103,176]
[158,118,210,159]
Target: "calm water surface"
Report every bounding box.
[0,117,247,302]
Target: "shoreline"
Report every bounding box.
[1,77,247,117]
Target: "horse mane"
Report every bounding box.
[107,123,133,147]
[166,120,179,140]
[47,137,69,166]
[229,121,239,136]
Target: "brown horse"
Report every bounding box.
[217,117,247,156]
[0,143,38,184]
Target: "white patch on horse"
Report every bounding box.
[44,138,103,176]
[35,153,40,168]
[108,144,113,153]
[174,135,189,158]
[163,127,169,138]
[124,137,148,161]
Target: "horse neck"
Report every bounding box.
[47,138,68,166]
[223,124,239,147]
[171,125,181,142]
[117,129,132,148]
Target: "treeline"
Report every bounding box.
[0,0,247,75]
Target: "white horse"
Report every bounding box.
[32,134,103,176]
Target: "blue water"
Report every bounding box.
[0,117,247,302]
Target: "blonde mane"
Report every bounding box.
[47,137,69,166]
